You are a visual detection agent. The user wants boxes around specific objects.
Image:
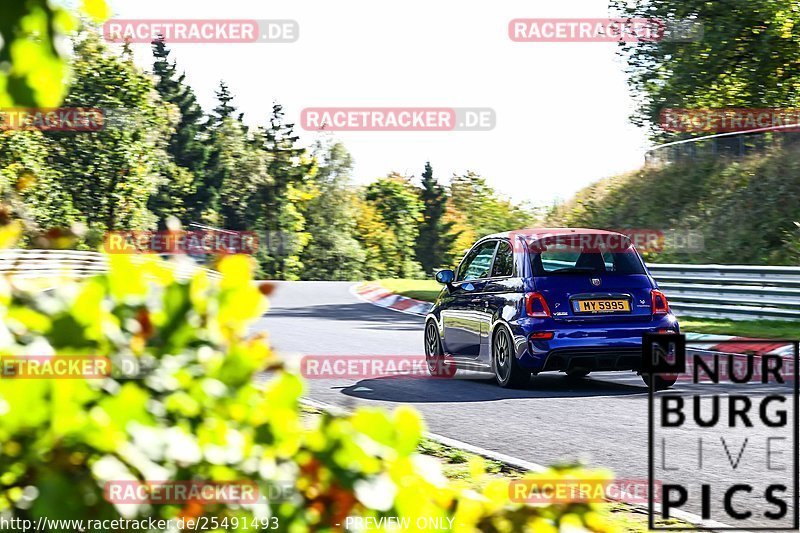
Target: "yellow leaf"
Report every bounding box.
[529,517,558,533]
[468,455,485,479]
[218,255,254,289]
[0,220,22,248]
[81,0,111,22]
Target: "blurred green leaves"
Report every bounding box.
[0,0,615,528]
[0,249,610,531]
[0,0,99,108]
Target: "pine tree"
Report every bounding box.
[252,103,313,278]
[212,81,236,122]
[149,37,208,222]
[200,80,244,222]
[415,162,458,273]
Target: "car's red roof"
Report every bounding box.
[485,227,627,240]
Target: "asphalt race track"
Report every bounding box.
[255,281,797,529]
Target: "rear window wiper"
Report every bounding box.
[547,266,598,274]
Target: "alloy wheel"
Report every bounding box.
[425,321,453,377]
[494,328,511,383]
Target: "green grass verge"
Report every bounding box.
[375,278,442,302]
[676,316,799,339]
[374,280,799,339]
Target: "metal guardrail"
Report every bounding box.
[644,123,800,166]
[543,259,799,320]
[1,250,797,321]
[647,263,800,320]
[0,249,222,281]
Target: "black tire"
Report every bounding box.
[424,321,455,378]
[566,369,591,379]
[492,326,530,388]
[641,373,678,390]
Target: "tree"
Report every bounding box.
[415,162,458,273]
[211,81,236,122]
[0,130,76,237]
[251,103,314,279]
[48,31,174,231]
[299,140,366,280]
[353,195,400,279]
[443,201,477,265]
[364,174,424,278]
[202,83,251,223]
[0,1,109,242]
[148,37,208,223]
[449,172,533,239]
[203,117,270,229]
[612,0,800,139]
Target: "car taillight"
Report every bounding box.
[530,331,554,340]
[524,292,551,318]
[651,289,670,315]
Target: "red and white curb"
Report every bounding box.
[352,282,433,316]
[685,332,796,357]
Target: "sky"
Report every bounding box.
[102,0,651,206]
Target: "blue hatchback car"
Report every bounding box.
[424,228,680,389]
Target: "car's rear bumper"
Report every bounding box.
[538,347,643,372]
[511,314,679,373]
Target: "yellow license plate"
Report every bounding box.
[573,299,630,313]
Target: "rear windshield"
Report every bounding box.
[531,248,646,276]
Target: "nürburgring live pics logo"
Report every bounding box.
[645,333,799,530]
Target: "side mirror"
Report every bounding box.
[435,269,455,285]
